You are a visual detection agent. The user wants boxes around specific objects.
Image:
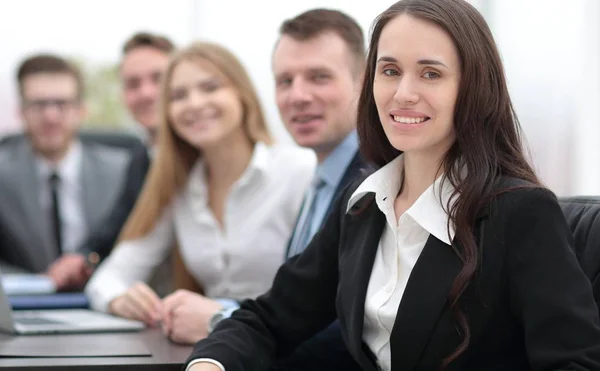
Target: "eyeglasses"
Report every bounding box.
[23,98,81,114]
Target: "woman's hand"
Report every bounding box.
[108,282,162,327]
[161,289,223,344]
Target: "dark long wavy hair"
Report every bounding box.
[357,0,541,368]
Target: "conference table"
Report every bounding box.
[0,328,194,370]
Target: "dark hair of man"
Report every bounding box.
[278,8,365,74]
[16,54,84,100]
[122,31,175,56]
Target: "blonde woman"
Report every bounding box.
[85,42,315,344]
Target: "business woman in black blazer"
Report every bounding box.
[187,176,600,371]
[185,1,600,370]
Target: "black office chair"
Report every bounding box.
[80,130,145,152]
[559,196,600,311]
[0,129,144,153]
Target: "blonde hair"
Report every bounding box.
[118,41,273,243]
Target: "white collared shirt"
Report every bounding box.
[35,141,87,254]
[346,154,456,371]
[86,142,316,312]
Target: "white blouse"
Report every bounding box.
[86,142,316,312]
[346,154,456,371]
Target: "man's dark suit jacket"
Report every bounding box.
[275,151,371,371]
[187,176,600,371]
[284,151,370,258]
[78,142,150,262]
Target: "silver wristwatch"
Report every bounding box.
[208,307,237,333]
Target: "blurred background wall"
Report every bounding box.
[0,0,598,196]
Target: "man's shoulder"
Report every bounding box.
[268,142,316,164]
[0,137,28,170]
[338,151,376,191]
[265,143,317,176]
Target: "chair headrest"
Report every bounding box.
[559,196,600,308]
[0,130,144,152]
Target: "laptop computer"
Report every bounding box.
[0,277,145,335]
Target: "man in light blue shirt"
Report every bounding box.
[207,8,372,371]
[286,131,360,258]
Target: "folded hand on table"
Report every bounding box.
[46,253,93,291]
[108,282,163,327]
[161,289,223,344]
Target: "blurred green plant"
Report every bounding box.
[72,57,133,129]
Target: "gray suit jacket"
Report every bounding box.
[0,139,129,273]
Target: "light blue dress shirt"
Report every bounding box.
[217,131,359,322]
[289,131,359,258]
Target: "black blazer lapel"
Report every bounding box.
[390,234,462,370]
[338,194,386,371]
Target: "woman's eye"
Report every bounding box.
[383,68,399,76]
[203,83,220,93]
[423,71,441,79]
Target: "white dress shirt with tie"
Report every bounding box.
[35,141,87,255]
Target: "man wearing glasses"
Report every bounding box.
[0,54,129,290]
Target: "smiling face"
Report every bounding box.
[20,73,84,159]
[273,32,361,161]
[167,59,244,151]
[120,46,170,131]
[373,14,460,160]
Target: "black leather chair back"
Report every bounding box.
[559,196,600,311]
[79,131,144,151]
[0,130,144,153]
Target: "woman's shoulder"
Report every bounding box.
[492,176,554,200]
[263,142,317,173]
[487,176,559,219]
